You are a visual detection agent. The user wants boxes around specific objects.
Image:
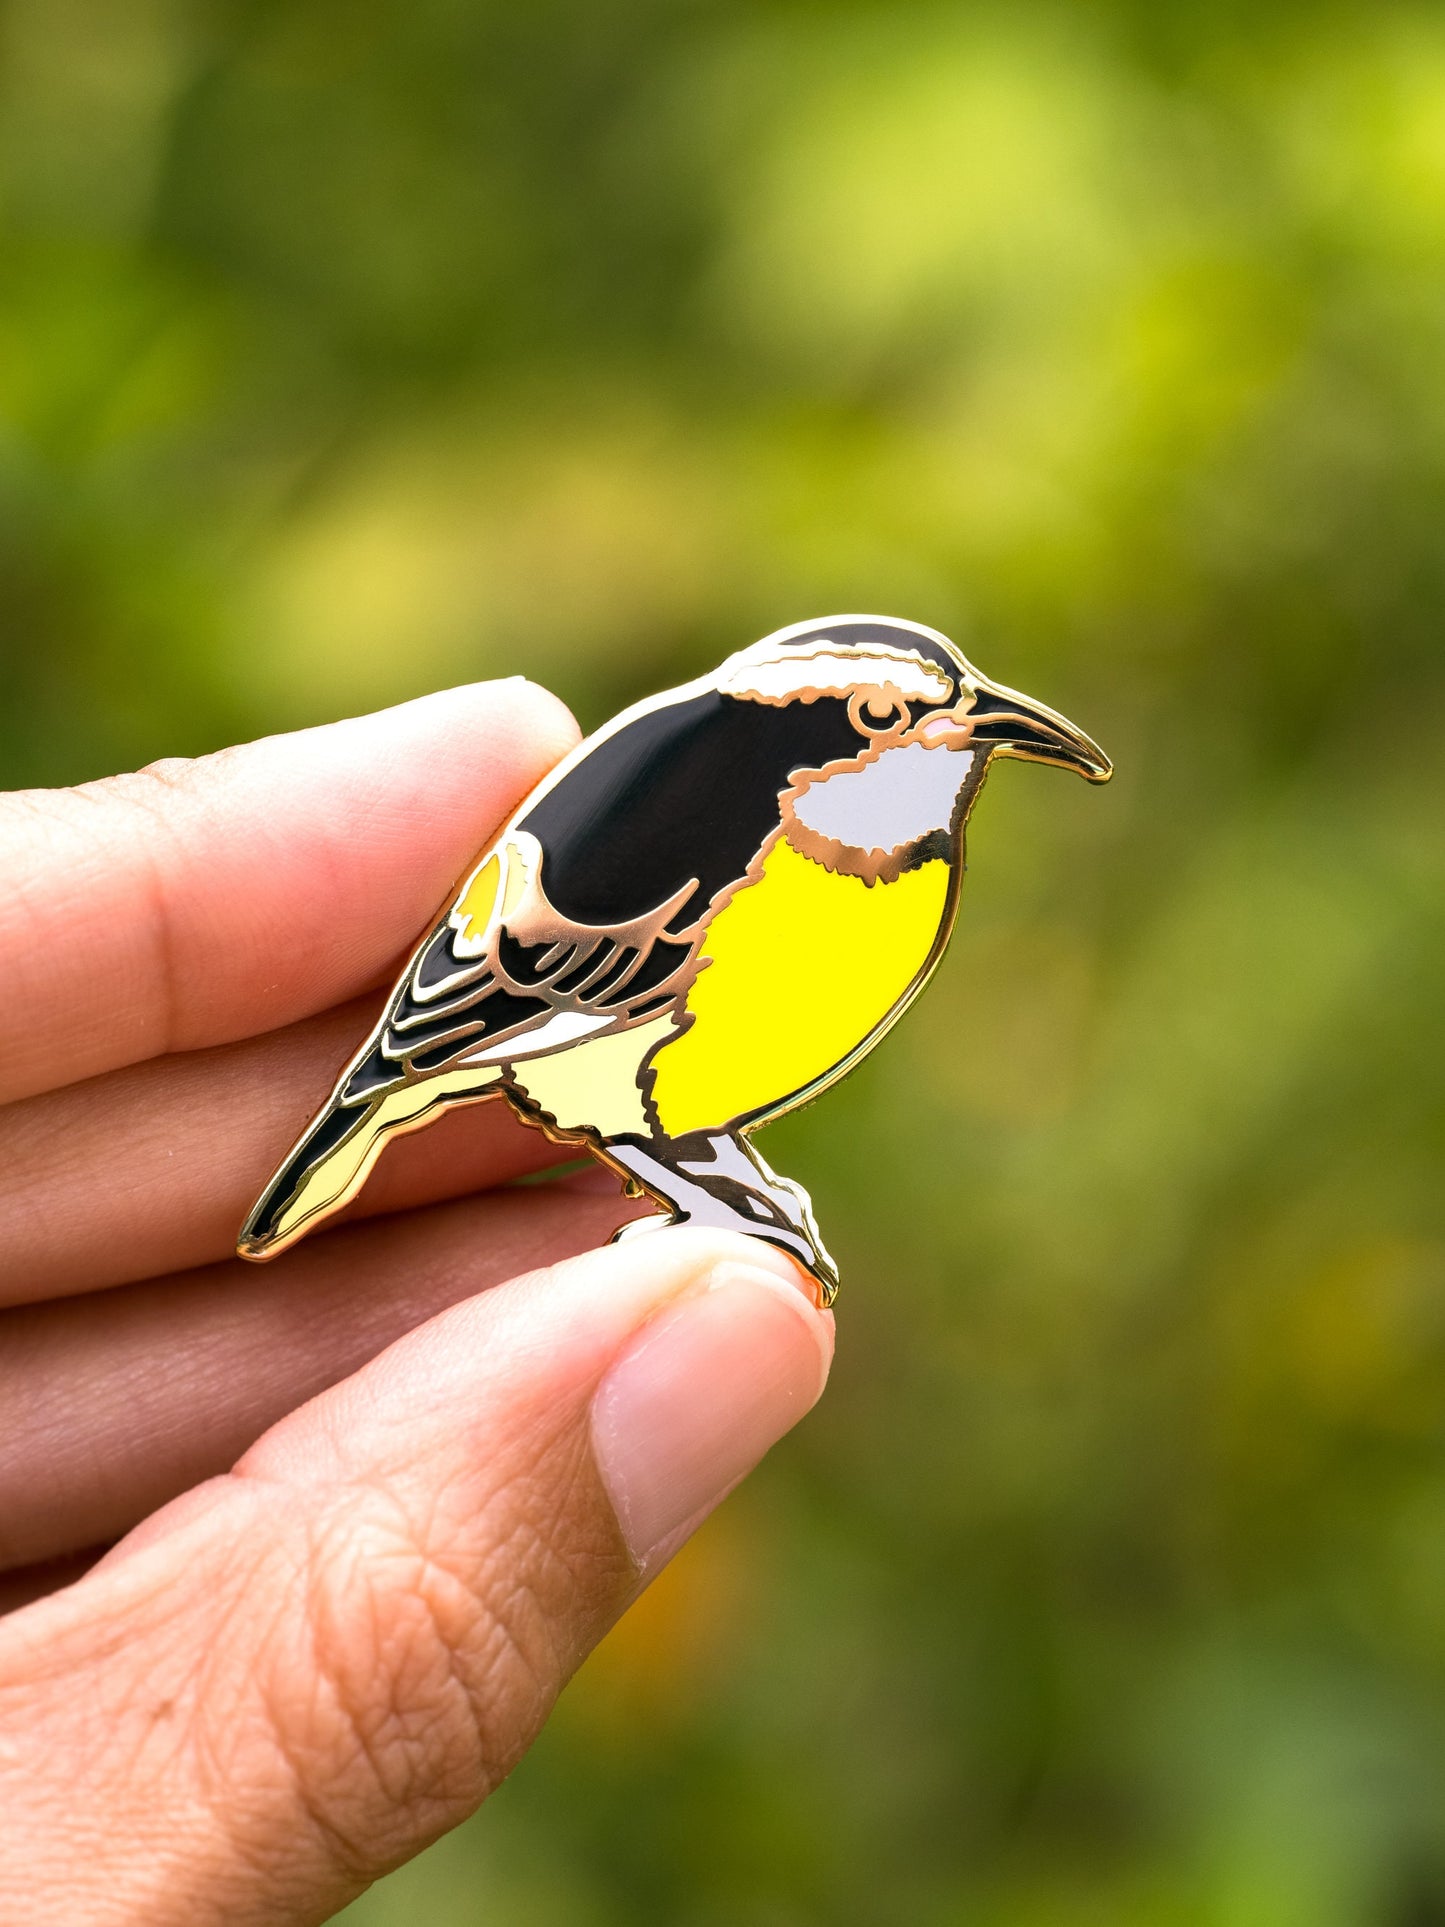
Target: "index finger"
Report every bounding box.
[0,679,578,1104]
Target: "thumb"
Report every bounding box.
[0,1229,833,1927]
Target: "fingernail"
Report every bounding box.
[590,1258,834,1570]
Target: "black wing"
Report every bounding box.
[518,686,865,927]
[338,844,698,1108]
[341,683,864,1100]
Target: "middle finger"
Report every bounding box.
[0,997,570,1307]
[0,1177,640,1573]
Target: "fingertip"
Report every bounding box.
[705,1257,836,1387]
[497,675,583,760]
[343,676,578,786]
[645,1223,836,1318]
[422,676,580,779]
[590,1249,834,1572]
[701,1228,827,1302]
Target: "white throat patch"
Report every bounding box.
[782,741,974,882]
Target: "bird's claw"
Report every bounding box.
[608,1209,837,1306]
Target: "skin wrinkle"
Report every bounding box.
[324,1489,487,1776]
[448,1440,623,1741]
[363,1553,493,1812]
[375,1586,483,1808]
[0,797,75,1046]
[209,1603,359,1913]
[0,1370,153,1570]
[281,1500,525,1875]
[271,1387,566,1834]
[471,1530,580,1742]
[123,757,320,1060]
[474,1557,562,1736]
[0,1641,216,1927]
[158,1688,325,1927]
[525,1430,637,1627]
[77,768,192,1066]
[0,1134,54,1298]
[5,768,221,1083]
[286,1533,469,1879]
[482,1421,633,1690]
[123,1607,230,1794]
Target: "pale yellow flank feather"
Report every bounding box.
[511,1010,678,1138]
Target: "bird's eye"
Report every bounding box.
[848,688,908,737]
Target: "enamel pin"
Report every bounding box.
[239,616,1111,1301]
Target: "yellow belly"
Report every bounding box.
[648,833,952,1139]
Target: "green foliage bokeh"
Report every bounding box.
[3,2,1444,1921]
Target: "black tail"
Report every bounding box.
[237,1063,506,1261]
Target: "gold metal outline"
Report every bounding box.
[237,613,1110,1299]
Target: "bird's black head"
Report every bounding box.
[519,614,1109,932]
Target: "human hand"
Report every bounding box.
[0,683,834,1923]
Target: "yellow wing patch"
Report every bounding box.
[449,839,533,955]
[649,833,950,1139]
[452,852,501,947]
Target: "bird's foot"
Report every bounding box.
[602,1132,839,1306]
[612,1209,670,1244]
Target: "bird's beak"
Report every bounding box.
[960,674,1113,783]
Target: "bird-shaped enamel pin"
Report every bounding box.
[239,616,1111,1301]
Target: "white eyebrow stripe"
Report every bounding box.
[716,641,952,706]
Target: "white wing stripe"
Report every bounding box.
[459,1008,614,1067]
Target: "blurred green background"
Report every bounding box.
[4,0,1444,1920]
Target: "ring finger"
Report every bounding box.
[0,1177,643,1576]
